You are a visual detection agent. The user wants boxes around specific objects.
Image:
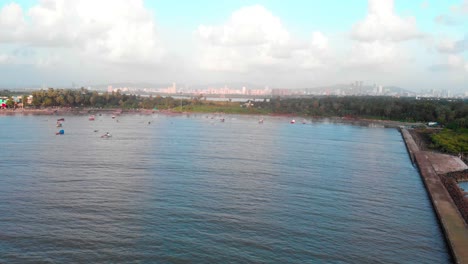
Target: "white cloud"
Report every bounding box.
[197,5,290,47]
[297,32,332,69]
[351,0,422,42]
[0,3,26,41]
[0,0,164,64]
[346,41,403,68]
[448,54,465,67]
[311,31,328,50]
[196,5,331,72]
[196,5,293,71]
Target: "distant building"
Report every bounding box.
[271,89,291,96]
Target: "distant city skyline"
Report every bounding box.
[0,0,467,92]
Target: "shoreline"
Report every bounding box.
[0,107,422,128]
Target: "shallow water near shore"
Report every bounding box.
[0,114,450,263]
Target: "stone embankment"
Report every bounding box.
[401,128,468,264]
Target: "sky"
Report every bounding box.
[0,0,467,92]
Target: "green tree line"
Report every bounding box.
[264,96,468,129]
[7,88,468,128]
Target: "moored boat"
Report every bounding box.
[101,132,112,138]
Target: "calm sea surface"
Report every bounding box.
[0,114,450,263]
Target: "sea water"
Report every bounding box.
[0,114,450,263]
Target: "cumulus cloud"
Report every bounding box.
[345,41,404,68]
[0,3,26,41]
[310,31,328,50]
[196,5,329,72]
[196,5,291,71]
[197,5,290,47]
[0,0,164,64]
[297,32,333,69]
[344,0,420,69]
[351,0,422,42]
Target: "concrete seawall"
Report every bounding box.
[401,128,468,264]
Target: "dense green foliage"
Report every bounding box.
[29,88,144,109]
[264,96,468,128]
[431,129,468,154]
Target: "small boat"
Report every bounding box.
[112,115,116,119]
[101,132,112,138]
[302,119,307,124]
[89,115,95,121]
[220,118,225,122]
[259,118,264,124]
[57,118,65,122]
[290,119,296,124]
[56,123,62,127]
[55,129,64,135]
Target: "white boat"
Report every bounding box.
[290,119,296,124]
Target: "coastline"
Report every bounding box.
[0,107,422,128]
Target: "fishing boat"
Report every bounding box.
[89,115,95,121]
[290,119,296,124]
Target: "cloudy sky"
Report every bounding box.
[0,0,467,91]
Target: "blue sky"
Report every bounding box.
[0,0,467,92]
